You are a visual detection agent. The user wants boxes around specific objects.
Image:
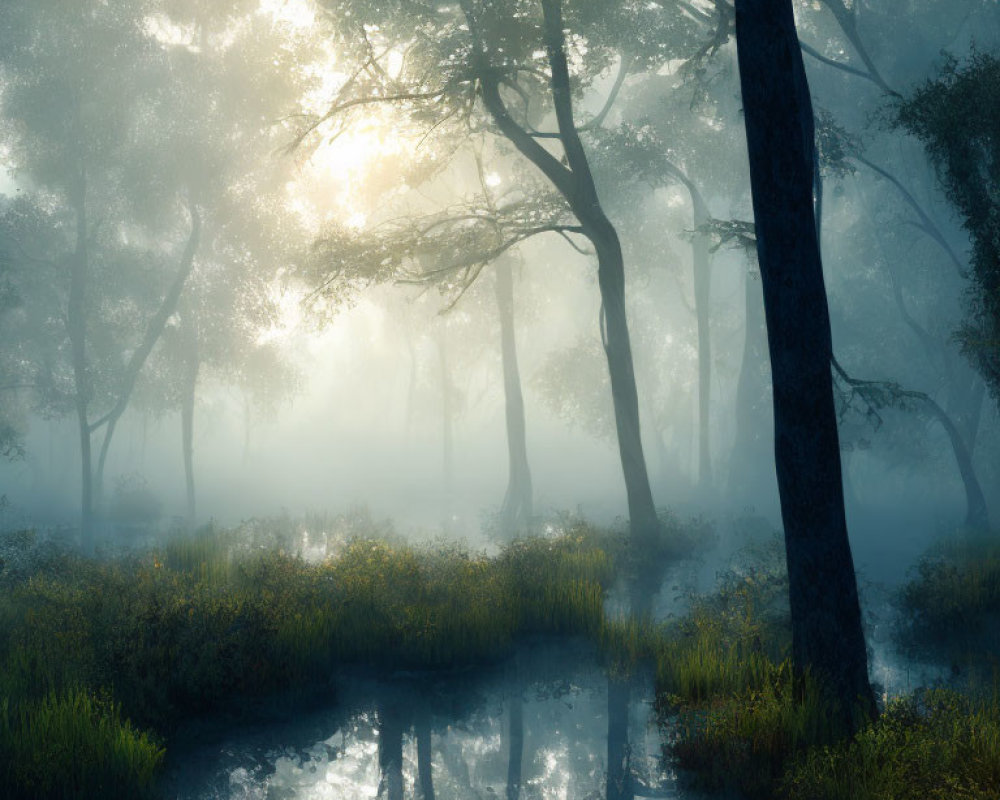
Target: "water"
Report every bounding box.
[163,642,688,800]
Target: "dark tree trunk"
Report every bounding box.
[415,711,435,800]
[467,0,660,553]
[734,0,875,728]
[68,173,93,551]
[378,704,404,800]
[181,312,200,527]
[496,258,533,538]
[665,160,715,492]
[606,677,633,800]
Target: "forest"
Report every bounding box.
[0,0,998,798]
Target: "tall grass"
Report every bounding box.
[0,689,164,799]
[782,687,1000,799]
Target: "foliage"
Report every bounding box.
[896,534,1000,667]
[0,520,620,735]
[894,51,1000,403]
[781,688,1000,800]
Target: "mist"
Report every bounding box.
[1,1,998,798]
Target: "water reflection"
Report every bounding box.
[165,644,680,800]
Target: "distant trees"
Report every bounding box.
[733,0,875,728]
[305,0,704,551]
[0,0,306,540]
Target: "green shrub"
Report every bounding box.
[897,535,1000,667]
[668,664,843,799]
[782,688,1000,800]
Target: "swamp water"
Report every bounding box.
[162,641,694,800]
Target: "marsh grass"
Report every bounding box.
[657,533,1000,800]
[781,687,1000,800]
[0,688,164,799]
[0,519,631,796]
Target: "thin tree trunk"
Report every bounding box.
[181,312,200,527]
[925,395,989,530]
[438,331,455,531]
[467,0,660,554]
[691,195,713,491]
[89,204,201,518]
[496,258,533,538]
[663,160,713,491]
[734,0,875,729]
[68,172,93,551]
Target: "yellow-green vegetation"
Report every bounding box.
[0,516,633,797]
[655,535,1000,800]
[0,689,164,800]
[782,688,1000,800]
[897,534,1000,667]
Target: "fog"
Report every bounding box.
[0,1,998,797]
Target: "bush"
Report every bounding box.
[896,535,1000,668]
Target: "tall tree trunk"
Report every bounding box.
[437,331,455,531]
[734,0,875,729]
[89,204,201,520]
[181,311,200,527]
[467,0,660,553]
[691,195,713,491]
[495,258,533,538]
[415,711,435,800]
[68,172,93,551]
[378,703,404,800]
[663,160,714,491]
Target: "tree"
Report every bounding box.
[733,0,875,728]
[305,0,711,553]
[895,52,1000,410]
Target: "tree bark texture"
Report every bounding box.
[734,0,875,727]
[496,258,533,538]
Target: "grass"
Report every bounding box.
[0,515,645,797]
[9,517,994,799]
[0,688,164,800]
[781,687,1000,800]
[654,531,1000,800]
